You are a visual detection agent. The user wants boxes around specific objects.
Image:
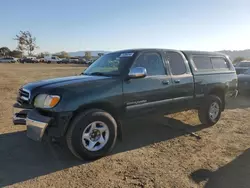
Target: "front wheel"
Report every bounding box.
[198,95,222,126]
[66,109,117,160]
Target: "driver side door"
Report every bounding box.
[123,50,174,118]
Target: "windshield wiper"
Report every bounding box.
[88,72,112,76]
[83,72,119,77]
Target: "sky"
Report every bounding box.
[1,0,250,53]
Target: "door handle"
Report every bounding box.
[162,80,169,85]
[174,80,180,83]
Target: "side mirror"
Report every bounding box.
[128,67,147,79]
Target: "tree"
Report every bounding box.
[233,57,245,64]
[0,47,11,57]
[37,53,45,58]
[9,50,23,58]
[43,52,50,57]
[37,52,50,58]
[14,31,38,56]
[85,51,92,61]
[55,51,69,58]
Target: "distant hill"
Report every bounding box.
[68,51,109,57]
[218,49,250,61]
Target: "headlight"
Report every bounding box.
[34,94,60,108]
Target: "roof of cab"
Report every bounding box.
[108,48,227,57]
[182,50,227,57]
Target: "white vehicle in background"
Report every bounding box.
[0,57,16,63]
[44,55,61,64]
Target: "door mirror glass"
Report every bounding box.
[128,67,147,79]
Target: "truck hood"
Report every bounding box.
[22,75,112,92]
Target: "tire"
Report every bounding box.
[198,95,222,126]
[66,109,117,160]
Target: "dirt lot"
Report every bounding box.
[0,63,250,188]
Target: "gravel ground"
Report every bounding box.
[0,63,249,188]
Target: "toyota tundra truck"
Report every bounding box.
[13,49,238,160]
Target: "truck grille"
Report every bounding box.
[17,88,30,104]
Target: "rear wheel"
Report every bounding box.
[198,95,222,126]
[66,109,117,160]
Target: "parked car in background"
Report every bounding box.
[0,57,16,63]
[37,58,45,63]
[44,56,61,64]
[59,58,70,64]
[238,68,250,94]
[20,58,30,63]
[13,49,238,160]
[234,61,250,74]
[68,58,79,64]
[20,57,39,63]
[78,58,87,64]
[14,57,20,62]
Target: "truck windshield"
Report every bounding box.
[83,52,134,76]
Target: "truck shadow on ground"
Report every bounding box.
[0,115,208,187]
[190,148,250,188]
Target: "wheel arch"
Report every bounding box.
[207,87,226,111]
[67,102,123,140]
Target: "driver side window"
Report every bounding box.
[132,52,166,76]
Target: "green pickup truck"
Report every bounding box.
[13,49,238,160]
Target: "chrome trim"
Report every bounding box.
[26,118,49,141]
[126,96,194,110]
[13,114,25,121]
[126,98,172,110]
[13,105,31,125]
[234,90,239,98]
[128,67,147,79]
[226,90,238,98]
[19,88,31,101]
[22,88,31,98]
[13,106,28,114]
[20,96,29,101]
[172,96,193,101]
[195,94,205,98]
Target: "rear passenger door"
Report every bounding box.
[165,51,195,111]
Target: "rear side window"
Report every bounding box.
[192,56,213,70]
[211,57,229,69]
[167,52,186,75]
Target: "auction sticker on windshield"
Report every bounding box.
[120,53,134,57]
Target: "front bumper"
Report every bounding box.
[13,103,51,141]
[13,103,31,125]
[26,110,51,141]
